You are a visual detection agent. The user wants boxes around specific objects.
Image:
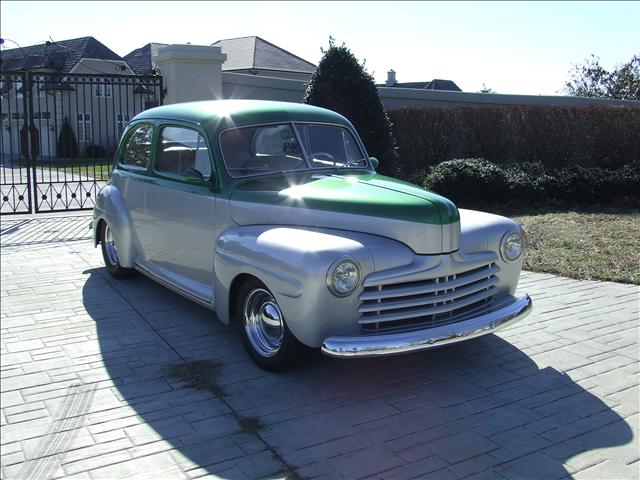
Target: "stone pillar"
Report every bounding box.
[156,44,227,104]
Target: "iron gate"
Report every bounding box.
[1,71,163,215]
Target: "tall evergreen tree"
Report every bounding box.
[57,117,78,158]
[303,38,399,176]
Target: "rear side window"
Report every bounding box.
[156,126,211,179]
[120,123,153,169]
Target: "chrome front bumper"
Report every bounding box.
[321,293,532,358]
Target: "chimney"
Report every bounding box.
[386,69,396,86]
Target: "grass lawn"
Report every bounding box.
[11,158,112,181]
[48,162,112,181]
[492,207,639,285]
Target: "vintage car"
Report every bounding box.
[92,100,532,370]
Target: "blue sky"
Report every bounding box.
[1,1,638,95]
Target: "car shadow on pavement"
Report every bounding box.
[82,268,634,479]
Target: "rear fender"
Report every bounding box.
[93,185,135,267]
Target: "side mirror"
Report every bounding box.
[369,157,379,170]
[182,167,205,184]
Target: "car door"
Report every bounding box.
[112,121,154,260]
[139,122,217,303]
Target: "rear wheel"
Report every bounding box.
[236,278,306,371]
[100,222,137,279]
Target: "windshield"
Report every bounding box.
[220,122,368,178]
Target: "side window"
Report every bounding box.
[156,126,211,180]
[120,123,153,169]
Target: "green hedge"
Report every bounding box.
[389,105,640,178]
[423,159,640,207]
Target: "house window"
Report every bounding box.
[94,84,112,98]
[117,114,130,138]
[77,114,92,142]
[33,112,52,120]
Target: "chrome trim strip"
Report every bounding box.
[134,263,214,311]
[321,294,532,358]
[358,287,497,324]
[358,277,499,313]
[360,264,500,299]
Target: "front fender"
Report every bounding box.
[459,209,524,295]
[93,184,135,268]
[214,225,414,347]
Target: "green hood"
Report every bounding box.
[230,172,459,225]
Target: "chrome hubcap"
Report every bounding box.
[243,288,284,358]
[104,224,119,266]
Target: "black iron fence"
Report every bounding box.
[1,71,163,214]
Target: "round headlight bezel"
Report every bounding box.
[501,230,525,262]
[326,258,361,297]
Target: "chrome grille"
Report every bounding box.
[359,263,499,334]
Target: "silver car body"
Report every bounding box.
[93,100,531,358]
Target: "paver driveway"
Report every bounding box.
[1,215,638,479]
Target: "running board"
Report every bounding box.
[134,263,214,311]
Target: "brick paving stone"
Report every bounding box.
[425,431,499,464]
[63,450,133,476]
[416,467,459,479]
[5,339,45,353]
[329,446,405,479]
[473,405,542,436]
[490,426,553,461]
[0,390,24,408]
[494,451,568,480]
[379,455,449,479]
[1,216,638,480]
[233,450,286,479]
[573,459,640,480]
[446,453,502,478]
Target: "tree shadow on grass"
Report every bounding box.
[82,267,635,479]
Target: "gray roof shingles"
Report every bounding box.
[0,36,123,74]
[211,36,315,73]
[123,42,168,75]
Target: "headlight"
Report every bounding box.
[327,259,360,297]
[501,231,524,262]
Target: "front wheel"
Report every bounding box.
[236,278,306,371]
[100,222,137,279]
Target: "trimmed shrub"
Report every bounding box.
[423,159,509,206]
[503,162,555,203]
[547,166,611,203]
[423,159,640,207]
[389,105,640,179]
[85,144,106,158]
[618,161,640,198]
[304,39,399,175]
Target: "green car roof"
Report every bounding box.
[133,100,355,135]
